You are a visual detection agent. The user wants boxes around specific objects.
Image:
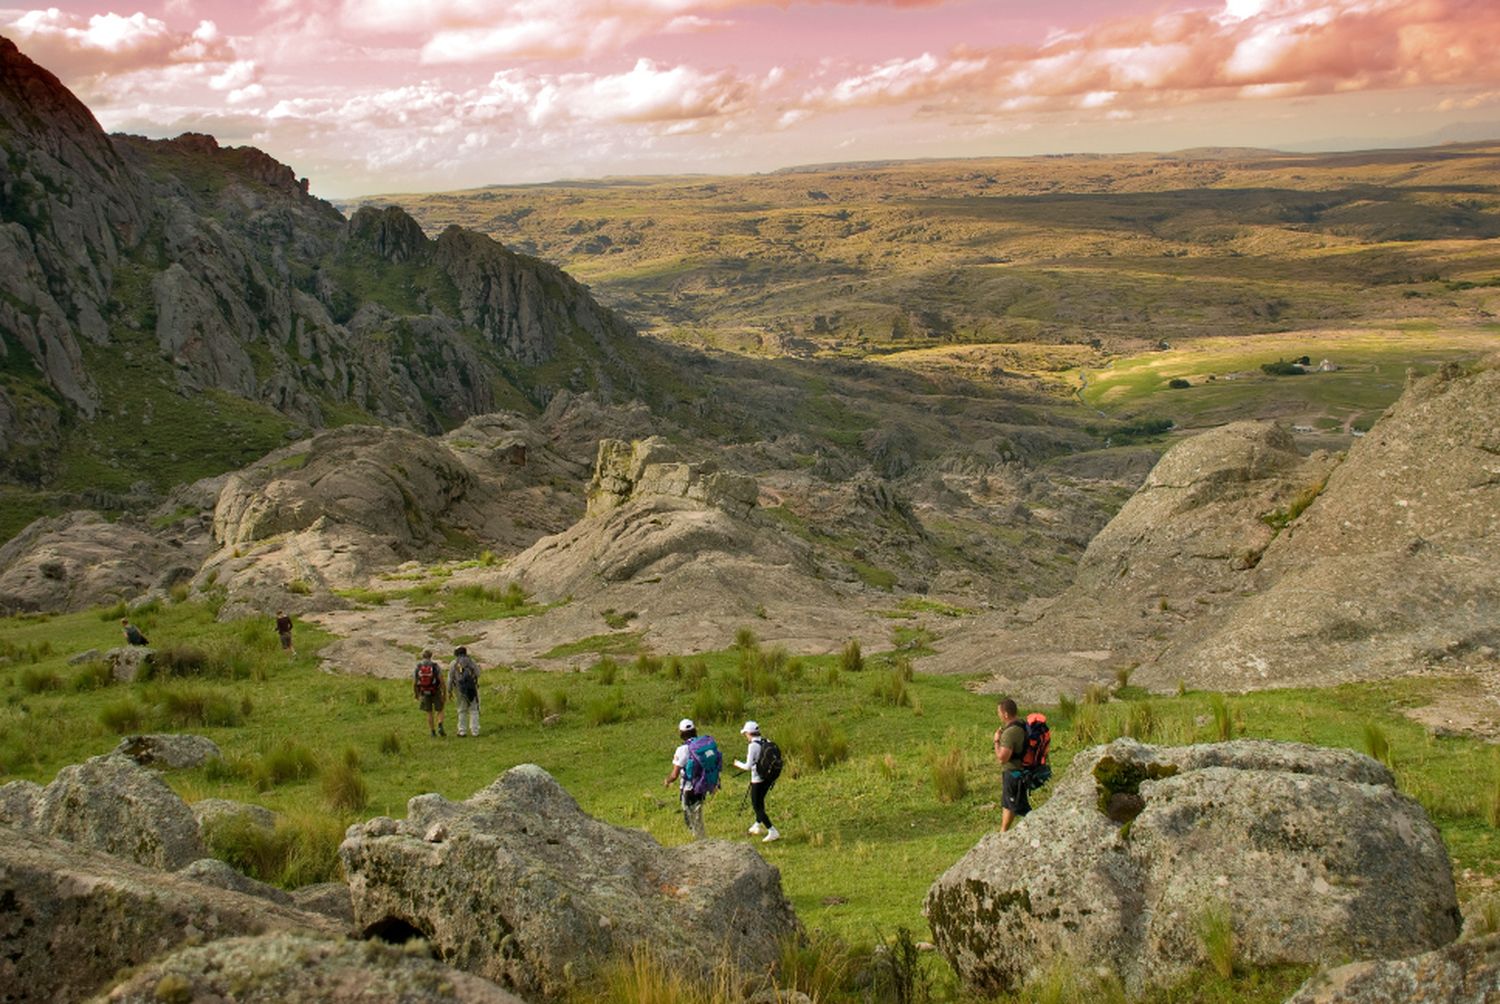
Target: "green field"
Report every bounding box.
[3,599,1497,1002]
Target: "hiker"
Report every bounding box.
[448,646,481,737]
[120,618,149,646]
[663,718,715,839]
[413,649,446,737]
[994,698,1029,832]
[733,720,781,843]
[274,610,295,657]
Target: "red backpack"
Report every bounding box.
[415,660,441,694]
[1020,713,1052,790]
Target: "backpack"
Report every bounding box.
[415,660,441,694]
[455,658,479,701]
[683,735,723,797]
[755,737,784,784]
[1020,713,1052,791]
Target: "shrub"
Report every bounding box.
[162,688,243,728]
[634,654,662,676]
[99,698,145,734]
[1124,702,1157,741]
[691,680,746,726]
[1114,664,1135,689]
[839,640,864,673]
[1073,704,1105,746]
[822,663,842,688]
[600,608,637,630]
[868,927,932,1004]
[169,582,191,604]
[585,692,627,726]
[576,946,739,1004]
[204,812,345,888]
[1084,683,1110,706]
[1196,900,1236,978]
[1363,722,1391,766]
[151,645,212,678]
[286,579,313,595]
[378,730,402,755]
[776,931,853,1002]
[1057,693,1078,723]
[1260,359,1303,376]
[872,667,911,707]
[683,659,709,689]
[70,660,113,692]
[592,657,619,686]
[734,626,759,652]
[517,685,548,722]
[1209,694,1232,741]
[253,740,319,791]
[781,719,850,774]
[322,753,369,813]
[19,667,63,694]
[361,686,380,705]
[932,748,967,803]
[1168,377,1191,389]
[99,601,128,621]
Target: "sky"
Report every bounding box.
[4,0,1500,197]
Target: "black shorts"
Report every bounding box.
[1002,770,1031,815]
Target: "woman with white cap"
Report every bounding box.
[734,720,780,842]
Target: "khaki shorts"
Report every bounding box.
[418,691,444,713]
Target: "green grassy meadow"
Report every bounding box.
[3,599,1498,1002]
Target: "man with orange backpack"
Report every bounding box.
[413,649,446,738]
[993,698,1050,832]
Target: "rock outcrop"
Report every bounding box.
[0,825,341,1003]
[927,357,1500,698]
[90,932,532,1004]
[925,739,1460,995]
[1283,932,1500,1004]
[23,754,205,869]
[340,764,799,1000]
[179,857,296,908]
[112,733,222,770]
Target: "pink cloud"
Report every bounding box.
[802,0,1500,116]
[3,8,239,76]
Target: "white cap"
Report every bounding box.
[678,718,695,731]
[741,720,760,735]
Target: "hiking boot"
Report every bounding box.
[430,729,437,737]
[748,823,764,836]
[438,725,446,737]
[762,827,781,843]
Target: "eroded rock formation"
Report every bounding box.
[925,739,1460,995]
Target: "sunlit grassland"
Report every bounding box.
[3,600,1497,970]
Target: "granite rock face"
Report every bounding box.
[89,932,532,1004]
[1283,932,1500,1004]
[340,764,800,1000]
[112,733,222,770]
[925,739,1460,995]
[26,754,205,869]
[0,826,340,1004]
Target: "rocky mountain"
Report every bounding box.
[926,356,1500,699]
[0,35,645,534]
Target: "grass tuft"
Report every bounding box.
[932,748,967,803]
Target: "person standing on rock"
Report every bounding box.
[994,698,1030,832]
[448,646,481,737]
[274,610,295,658]
[733,720,781,843]
[663,718,708,839]
[414,649,446,738]
[121,618,149,646]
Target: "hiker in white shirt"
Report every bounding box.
[733,720,780,843]
[662,718,707,839]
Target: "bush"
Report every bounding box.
[1168,377,1191,389]
[776,931,853,1002]
[322,753,369,813]
[592,657,620,685]
[378,730,402,755]
[203,811,345,888]
[1124,701,1157,741]
[683,659,709,689]
[162,688,243,728]
[1114,664,1135,689]
[1363,722,1391,766]
[868,927,932,1004]
[634,654,662,676]
[99,698,145,734]
[872,667,911,707]
[1196,900,1236,978]
[781,719,850,774]
[1260,359,1303,376]
[734,626,759,652]
[691,679,746,726]
[252,740,319,791]
[585,692,628,726]
[151,645,212,678]
[576,946,739,1004]
[839,640,864,673]
[1209,694,1232,741]
[18,667,62,694]
[1057,693,1078,723]
[932,748,967,803]
[70,660,113,692]
[1073,704,1105,746]
[516,685,548,722]
[360,686,380,705]
[1084,683,1110,706]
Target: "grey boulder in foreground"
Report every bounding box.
[1283,932,1500,1004]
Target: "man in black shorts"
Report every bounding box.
[994,698,1029,832]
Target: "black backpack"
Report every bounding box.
[757,737,784,784]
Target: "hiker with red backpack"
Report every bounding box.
[413,649,446,738]
[662,718,721,839]
[994,698,1051,832]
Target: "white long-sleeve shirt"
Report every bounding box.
[735,737,765,783]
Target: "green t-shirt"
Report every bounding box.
[998,721,1026,774]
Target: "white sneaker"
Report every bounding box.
[748,823,764,836]
[762,827,781,843]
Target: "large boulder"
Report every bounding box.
[339,764,800,1000]
[179,857,295,907]
[90,932,532,1003]
[27,754,205,869]
[112,732,222,770]
[925,739,1460,995]
[192,796,276,838]
[0,825,341,1003]
[1283,932,1500,1004]
[0,779,42,827]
